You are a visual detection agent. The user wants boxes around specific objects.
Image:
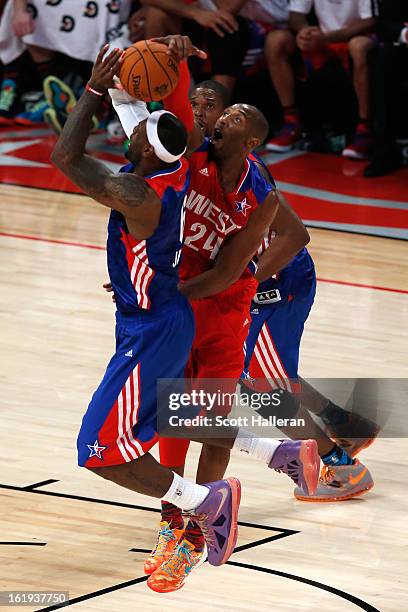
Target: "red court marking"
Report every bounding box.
[0,231,105,251]
[1,230,407,295]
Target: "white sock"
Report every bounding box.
[232,429,281,464]
[162,472,209,511]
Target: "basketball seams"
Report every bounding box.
[137,43,154,101]
[126,47,144,98]
[145,40,176,95]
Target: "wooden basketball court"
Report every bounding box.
[1,163,407,611]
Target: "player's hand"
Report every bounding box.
[191,8,238,37]
[103,282,116,303]
[12,7,35,37]
[89,46,124,93]
[152,35,207,61]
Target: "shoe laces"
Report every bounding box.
[151,524,177,557]
[320,466,335,483]
[161,541,193,578]
[0,81,17,111]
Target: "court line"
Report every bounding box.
[22,479,59,491]
[0,482,290,534]
[1,230,407,295]
[227,561,380,612]
[0,542,47,546]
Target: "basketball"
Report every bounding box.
[119,40,179,102]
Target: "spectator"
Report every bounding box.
[0,0,136,123]
[265,0,375,158]
[364,0,408,177]
[142,0,250,96]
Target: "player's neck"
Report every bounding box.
[218,154,246,193]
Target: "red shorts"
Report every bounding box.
[185,277,257,416]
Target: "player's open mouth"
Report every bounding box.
[212,128,223,141]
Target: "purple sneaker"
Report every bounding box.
[269,439,320,495]
[184,478,241,567]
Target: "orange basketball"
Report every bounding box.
[119,40,179,102]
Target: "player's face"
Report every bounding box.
[211,104,251,157]
[190,88,225,136]
[126,120,149,166]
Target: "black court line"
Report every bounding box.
[226,561,380,612]
[22,479,59,491]
[37,576,149,611]
[0,483,290,535]
[0,542,47,546]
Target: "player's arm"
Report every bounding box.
[153,35,207,155]
[255,191,310,282]
[179,190,280,300]
[51,47,161,231]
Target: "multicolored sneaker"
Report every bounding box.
[15,98,49,125]
[294,460,374,502]
[184,477,241,567]
[265,117,301,152]
[0,79,19,125]
[147,539,207,593]
[43,75,77,116]
[143,521,184,575]
[342,123,374,160]
[269,439,320,495]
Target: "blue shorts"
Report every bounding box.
[243,251,316,392]
[77,294,195,467]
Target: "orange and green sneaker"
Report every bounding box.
[143,521,184,575]
[147,538,207,593]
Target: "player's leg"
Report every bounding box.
[78,301,241,570]
[342,35,375,160]
[242,288,374,500]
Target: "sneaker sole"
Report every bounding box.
[294,481,374,502]
[299,440,320,496]
[342,149,369,160]
[43,76,77,114]
[265,143,293,153]
[217,477,241,566]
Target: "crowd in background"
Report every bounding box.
[0,0,406,177]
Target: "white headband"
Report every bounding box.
[146,110,186,163]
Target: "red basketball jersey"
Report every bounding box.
[180,139,274,281]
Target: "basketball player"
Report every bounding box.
[52,45,320,577]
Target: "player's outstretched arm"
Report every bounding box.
[179,190,280,300]
[255,191,310,282]
[51,46,161,230]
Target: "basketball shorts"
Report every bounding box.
[186,277,258,415]
[243,258,316,393]
[77,294,195,468]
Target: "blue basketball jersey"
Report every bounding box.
[107,159,190,313]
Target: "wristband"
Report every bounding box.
[86,83,104,97]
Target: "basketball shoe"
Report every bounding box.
[184,477,241,567]
[265,116,301,152]
[144,521,184,575]
[342,123,374,160]
[0,79,20,125]
[294,459,374,501]
[147,539,207,593]
[269,439,320,495]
